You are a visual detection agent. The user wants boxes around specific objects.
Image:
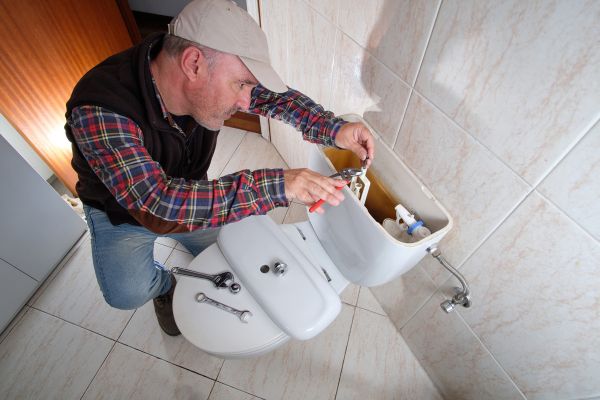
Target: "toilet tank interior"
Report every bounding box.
[322,147,450,235]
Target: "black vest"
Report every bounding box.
[65,33,219,226]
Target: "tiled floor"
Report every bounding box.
[0,127,442,400]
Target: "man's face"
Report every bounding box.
[187,52,258,130]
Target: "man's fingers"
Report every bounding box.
[283,169,347,208]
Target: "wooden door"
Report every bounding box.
[0,0,134,194]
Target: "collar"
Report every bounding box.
[147,42,186,136]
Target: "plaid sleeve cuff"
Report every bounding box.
[328,118,348,148]
[254,168,289,209]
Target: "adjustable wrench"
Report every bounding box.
[195,292,252,323]
[170,267,241,294]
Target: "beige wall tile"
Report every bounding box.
[304,0,339,26]
[82,343,214,400]
[539,121,600,241]
[370,266,437,328]
[457,192,600,399]
[337,0,388,49]
[119,302,224,380]
[0,308,113,400]
[402,293,526,400]
[218,304,354,400]
[32,239,134,339]
[337,308,442,400]
[287,1,338,109]
[416,0,600,184]
[259,0,290,83]
[394,92,529,285]
[208,382,260,400]
[331,33,411,146]
[371,0,441,85]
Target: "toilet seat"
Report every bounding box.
[173,244,290,358]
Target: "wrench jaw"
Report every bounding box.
[171,267,241,294]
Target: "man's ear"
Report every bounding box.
[180,46,208,82]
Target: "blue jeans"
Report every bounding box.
[83,205,220,310]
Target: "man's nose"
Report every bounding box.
[236,90,252,111]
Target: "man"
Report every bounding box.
[65,0,374,336]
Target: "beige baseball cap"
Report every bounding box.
[168,0,288,93]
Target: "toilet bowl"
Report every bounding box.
[173,138,453,358]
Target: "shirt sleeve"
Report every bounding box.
[248,84,347,147]
[68,105,288,231]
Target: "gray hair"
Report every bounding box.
[162,34,220,69]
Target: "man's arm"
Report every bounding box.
[69,105,288,233]
[249,85,374,166]
[248,85,347,147]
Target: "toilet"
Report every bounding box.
[173,134,453,358]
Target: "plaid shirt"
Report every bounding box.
[69,85,346,231]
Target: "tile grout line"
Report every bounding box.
[205,380,218,400]
[30,306,118,342]
[529,113,600,189]
[413,89,532,189]
[27,231,90,307]
[533,189,600,246]
[453,310,528,400]
[333,305,357,400]
[410,0,444,88]
[0,306,30,346]
[79,340,118,400]
[115,341,221,383]
[215,131,247,178]
[392,0,443,150]
[214,380,267,400]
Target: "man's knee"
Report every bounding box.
[99,279,161,310]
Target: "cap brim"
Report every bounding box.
[240,56,288,93]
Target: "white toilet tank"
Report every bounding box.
[306,140,452,287]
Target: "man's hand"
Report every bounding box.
[335,122,375,168]
[284,169,347,213]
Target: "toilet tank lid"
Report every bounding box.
[218,215,341,340]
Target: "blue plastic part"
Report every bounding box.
[407,220,424,235]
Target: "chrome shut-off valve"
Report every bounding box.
[426,247,472,313]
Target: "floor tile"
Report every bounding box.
[119,302,224,379]
[154,242,174,263]
[209,382,262,400]
[0,308,113,400]
[356,287,386,315]
[282,201,309,224]
[32,238,134,339]
[267,206,287,224]
[337,308,442,400]
[156,236,178,248]
[220,131,288,176]
[164,248,195,270]
[340,283,360,306]
[174,241,191,254]
[218,304,354,400]
[82,343,214,400]
[27,231,89,306]
[208,126,247,179]
[0,305,29,345]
